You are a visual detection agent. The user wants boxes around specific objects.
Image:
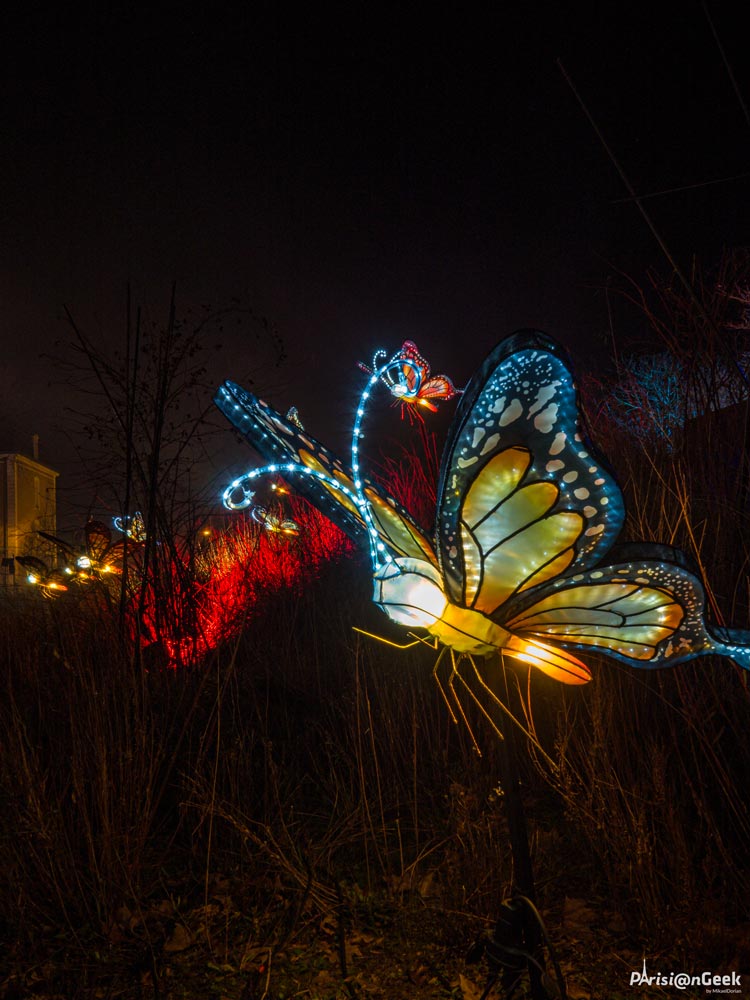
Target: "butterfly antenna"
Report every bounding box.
[450,656,507,744]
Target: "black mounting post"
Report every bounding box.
[489,663,548,1000]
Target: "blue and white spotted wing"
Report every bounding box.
[504,543,750,669]
[435,331,625,614]
[433,332,750,672]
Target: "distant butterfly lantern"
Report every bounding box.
[113,511,147,543]
[36,520,125,583]
[14,555,69,597]
[222,481,301,538]
[215,331,750,724]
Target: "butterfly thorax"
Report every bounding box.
[426,601,510,656]
[373,558,592,683]
[372,557,511,657]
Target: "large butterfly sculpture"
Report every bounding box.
[215,331,750,690]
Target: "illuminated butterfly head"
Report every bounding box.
[358,340,462,417]
[215,330,750,696]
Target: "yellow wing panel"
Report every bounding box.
[364,487,438,566]
[458,445,588,615]
[468,512,585,615]
[470,481,559,551]
[507,582,685,662]
[461,447,531,525]
[298,448,436,563]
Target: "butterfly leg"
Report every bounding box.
[431,649,485,756]
[461,655,557,772]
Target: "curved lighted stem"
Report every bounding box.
[350,357,420,572]
[223,462,364,515]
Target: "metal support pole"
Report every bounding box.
[490,662,547,1000]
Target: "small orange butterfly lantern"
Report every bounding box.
[358,340,462,417]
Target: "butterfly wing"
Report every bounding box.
[393,342,428,398]
[436,330,624,613]
[417,375,461,402]
[85,520,113,561]
[504,543,750,669]
[435,331,750,672]
[15,555,51,576]
[214,380,437,565]
[37,530,77,569]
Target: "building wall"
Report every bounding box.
[0,453,59,572]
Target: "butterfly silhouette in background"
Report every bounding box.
[358,340,463,419]
[37,519,126,583]
[215,330,750,729]
[14,555,69,597]
[15,519,126,596]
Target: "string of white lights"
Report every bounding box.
[222,354,420,576]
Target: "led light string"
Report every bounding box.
[350,357,421,571]
[222,461,368,544]
[221,354,420,574]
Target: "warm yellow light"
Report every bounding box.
[373,559,448,628]
[504,635,591,685]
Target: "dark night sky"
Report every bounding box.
[2,3,749,524]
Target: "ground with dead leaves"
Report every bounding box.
[4,872,748,1000]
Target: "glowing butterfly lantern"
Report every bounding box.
[37,520,124,582]
[251,506,301,537]
[221,481,301,537]
[113,511,147,542]
[358,340,462,416]
[14,555,69,597]
[215,330,750,685]
[285,406,304,429]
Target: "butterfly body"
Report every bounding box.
[215,330,750,681]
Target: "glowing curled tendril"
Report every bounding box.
[221,356,420,573]
[222,478,256,510]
